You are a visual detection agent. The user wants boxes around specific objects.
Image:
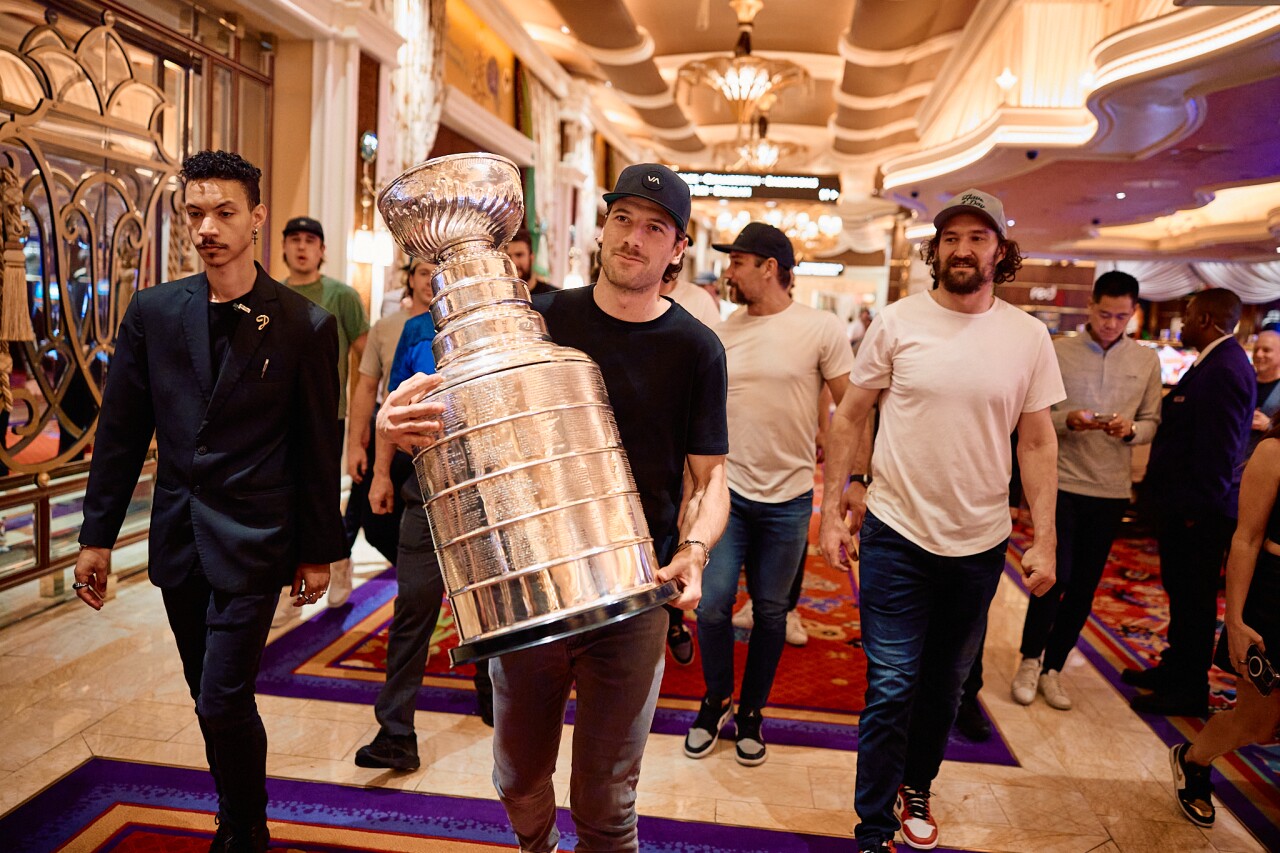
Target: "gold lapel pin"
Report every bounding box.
[233,303,251,314]
[256,314,270,331]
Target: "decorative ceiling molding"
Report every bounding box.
[828,116,918,143]
[612,88,677,110]
[655,51,845,82]
[440,84,536,166]
[647,121,700,140]
[880,107,1097,190]
[836,28,961,68]
[832,82,933,111]
[579,27,656,66]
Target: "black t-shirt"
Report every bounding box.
[533,286,728,562]
[208,300,242,380]
[1259,378,1279,411]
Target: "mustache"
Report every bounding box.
[197,242,226,250]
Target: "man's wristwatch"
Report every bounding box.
[1123,422,1137,442]
[849,474,871,487]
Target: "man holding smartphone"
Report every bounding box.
[1009,271,1162,711]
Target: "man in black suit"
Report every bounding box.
[1124,289,1255,716]
[71,150,344,853]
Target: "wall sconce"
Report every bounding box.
[562,246,586,289]
[350,129,394,267]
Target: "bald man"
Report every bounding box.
[1249,329,1280,456]
[1124,289,1254,717]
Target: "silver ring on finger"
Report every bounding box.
[73,581,91,590]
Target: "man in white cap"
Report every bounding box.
[819,189,1065,852]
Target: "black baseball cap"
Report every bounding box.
[602,164,690,232]
[283,216,325,242]
[712,222,796,270]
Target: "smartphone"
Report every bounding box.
[1247,644,1278,696]
[1092,412,1117,423]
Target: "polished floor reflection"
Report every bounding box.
[0,534,1268,852]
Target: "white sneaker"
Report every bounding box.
[1011,657,1040,705]
[785,610,809,646]
[731,599,754,629]
[1039,669,1072,710]
[327,557,353,608]
[270,590,297,628]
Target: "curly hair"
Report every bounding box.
[180,150,262,208]
[919,235,1023,285]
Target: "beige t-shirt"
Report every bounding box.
[667,280,722,328]
[718,302,853,503]
[853,291,1065,556]
[358,309,410,400]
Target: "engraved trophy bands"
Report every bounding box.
[377,153,678,665]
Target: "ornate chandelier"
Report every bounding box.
[677,0,809,129]
[713,112,807,172]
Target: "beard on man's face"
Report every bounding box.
[938,256,990,294]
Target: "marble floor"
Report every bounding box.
[0,536,1267,853]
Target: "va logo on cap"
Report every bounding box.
[644,172,663,189]
[959,192,986,209]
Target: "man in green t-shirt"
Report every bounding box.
[279,216,370,614]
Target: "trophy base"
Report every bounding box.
[448,580,680,666]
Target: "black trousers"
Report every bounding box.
[1020,490,1129,672]
[1155,510,1235,695]
[161,572,279,829]
[343,414,408,563]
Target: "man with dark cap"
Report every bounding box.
[1123,288,1254,716]
[279,215,369,613]
[376,163,729,853]
[683,222,851,767]
[819,189,1064,852]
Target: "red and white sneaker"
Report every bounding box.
[893,784,939,850]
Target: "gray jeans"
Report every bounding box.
[372,480,443,737]
[491,605,666,852]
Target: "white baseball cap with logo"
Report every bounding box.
[933,188,1007,238]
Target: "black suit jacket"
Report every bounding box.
[80,265,346,593]
[1146,336,1255,521]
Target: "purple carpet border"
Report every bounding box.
[257,567,1017,766]
[0,757,978,853]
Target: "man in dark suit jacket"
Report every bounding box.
[72,151,344,853]
[1124,288,1255,716]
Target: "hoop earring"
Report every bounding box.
[252,228,259,244]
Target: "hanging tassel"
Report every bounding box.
[0,246,35,343]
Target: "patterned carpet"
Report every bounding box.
[1007,524,1280,850]
[257,512,1014,766]
[1,758,922,853]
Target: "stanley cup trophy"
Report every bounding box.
[377,153,678,665]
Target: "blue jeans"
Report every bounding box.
[696,488,812,711]
[854,511,1007,848]
[491,606,666,852]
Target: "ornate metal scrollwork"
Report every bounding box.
[0,9,179,474]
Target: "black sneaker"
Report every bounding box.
[683,695,732,759]
[954,696,992,742]
[667,623,695,666]
[734,707,767,766]
[354,730,420,771]
[211,819,269,853]
[1170,742,1215,827]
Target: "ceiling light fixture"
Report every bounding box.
[713,110,807,172]
[676,0,809,130]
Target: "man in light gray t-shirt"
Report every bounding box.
[819,189,1065,853]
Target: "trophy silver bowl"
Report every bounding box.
[377,153,677,665]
